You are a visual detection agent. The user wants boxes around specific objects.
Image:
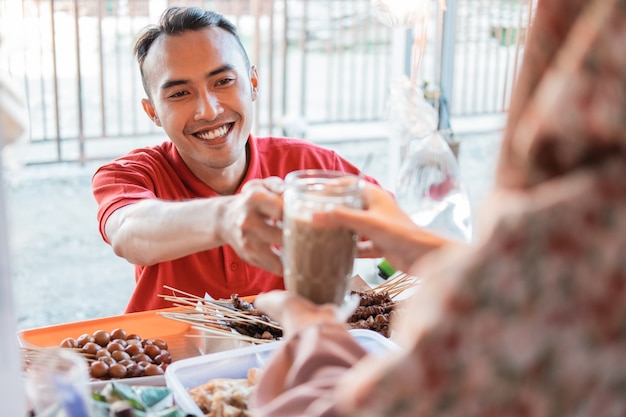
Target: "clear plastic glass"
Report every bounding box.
[395,131,473,243]
[24,348,93,417]
[282,170,364,305]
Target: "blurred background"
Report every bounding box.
[0,0,536,329]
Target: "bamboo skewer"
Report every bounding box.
[367,272,420,298]
[187,326,275,344]
[157,286,283,344]
[21,347,96,368]
[157,277,417,344]
[158,295,282,331]
[158,311,280,344]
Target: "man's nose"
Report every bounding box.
[195,91,222,120]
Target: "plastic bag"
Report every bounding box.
[396,131,473,243]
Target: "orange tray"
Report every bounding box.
[18,298,260,388]
[18,293,257,348]
[17,307,204,363]
[19,307,186,348]
[18,296,258,357]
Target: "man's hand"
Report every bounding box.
[218,177,285,276]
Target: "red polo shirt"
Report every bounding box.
[92,135,379,312]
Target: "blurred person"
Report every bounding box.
[0,32,28,416]
[91,7,380,313]
[252,0,626,415]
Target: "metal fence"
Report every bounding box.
[451,0,535,116]
[0,0,535,163]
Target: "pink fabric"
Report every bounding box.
[253,322,367,417]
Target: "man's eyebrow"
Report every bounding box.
[208,64,236,78]
[159,65,237,92]
[160,79,189,91]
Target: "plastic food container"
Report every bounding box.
[165,329,400,417]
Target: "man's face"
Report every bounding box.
[141,27,258,179]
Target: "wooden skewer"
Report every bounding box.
[21,347,96,366]
[158,312,229,329]
[187,326,275,344]
[158,291,282,331]
[162,305,283,331]
[157,283,408,344]
[156,290,284,345]
[183,333,273,343]
[161,285,232,305]
[158,309,280,344]
[369,272,420,298]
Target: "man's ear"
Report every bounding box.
[250,65,259,101]
[141,98,161,127]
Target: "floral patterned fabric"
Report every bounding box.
[340,0,626,414]
[498,0,626,188]
[367,157,626,416]
[253,0,626,415]
[344,0,626,414]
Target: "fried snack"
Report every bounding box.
[188,368,261,417]
[346,291,397,337]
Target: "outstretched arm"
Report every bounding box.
[313,182,449,272]
[104,177,285,275]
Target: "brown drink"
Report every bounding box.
[282,170,363,305]
[283,216,358,305]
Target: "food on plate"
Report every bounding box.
[347,291,397,338]
[188,368,262,417]
[59,328,173,380]
[223,292,398,339]
[226,295,284,340]
[235,291,398,339]
[160,290,400,345]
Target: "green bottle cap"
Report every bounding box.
[377,258,396,279]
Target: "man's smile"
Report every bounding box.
[193,122,234,140]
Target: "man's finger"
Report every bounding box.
[247,187,283,222]
[242,238,283,276]
[263,176,286,194]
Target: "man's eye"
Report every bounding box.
[168,91,188,98]
[216,78,235,87]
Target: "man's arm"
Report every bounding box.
[104,178,285,275]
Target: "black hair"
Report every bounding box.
[134,7,250,96]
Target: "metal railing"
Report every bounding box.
[450,0,535,116]
[0,0,535,163]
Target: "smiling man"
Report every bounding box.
[92,7,379,313]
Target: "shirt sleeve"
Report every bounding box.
[91,162,157,243]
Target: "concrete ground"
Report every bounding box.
[3,128,502,331]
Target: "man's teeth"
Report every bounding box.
[196,124,229,140]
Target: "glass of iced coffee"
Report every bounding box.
[282,170,364,305]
